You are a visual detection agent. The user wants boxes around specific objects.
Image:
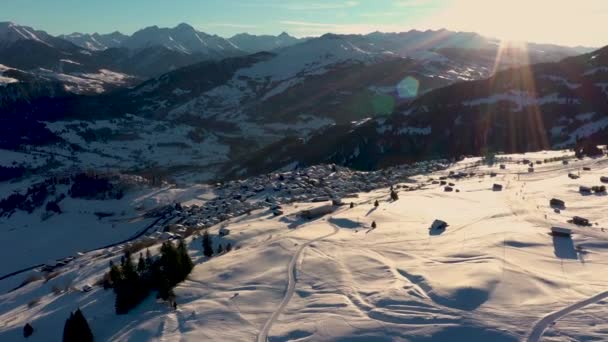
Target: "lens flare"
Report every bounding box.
[397,76,420,99]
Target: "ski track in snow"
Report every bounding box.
[527,291,608,342]
[256,225,340,342]
[160,311,180,342]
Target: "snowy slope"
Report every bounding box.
[2,150,608,341]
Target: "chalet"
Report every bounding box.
[444,186,453,192]
[583,167,591,171]
[490,172,497,177]
[528,167,534,173]
[493,184,503,191]
[430,219,448,230]
[551,226,572,237]
[550,198,565,208]
[592,185,606,193]
[572,216,590,226]
[300,205,335,220]
[500,164,506,170]
[311,196,330,203]
[568,173,580,179]
[562,160,569,165]
[219,227,231,236]
[601,176,608,183]
[332,198,344,206]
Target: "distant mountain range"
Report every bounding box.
[0,20,604,182]
[60,23,305,54]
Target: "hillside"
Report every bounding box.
[1,149,608,341]
[235,45,608,176]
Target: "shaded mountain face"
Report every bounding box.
[232,45,608,178]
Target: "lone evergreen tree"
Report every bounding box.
[350,202,354,208]
[390,190,399,201]
[371,221,377,229]
[62,309,93,342]
[374,200,379,208]
[23,323,34,338]
[202,230,213,257]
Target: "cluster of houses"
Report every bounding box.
[138,161,451,240]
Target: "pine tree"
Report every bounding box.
[350,202,354,208]
[145,249,153,268]
[160,241,180,285]
[157,272,172,300]
[371,221,377,229]
[115,251,144,314]
[108,261,122,290]
[177,239,193,280]
[63,309,93,342]
[137,253,146,274]
[23,323,34,338]
[374,200,379,208]
[202,230,213,257]
[390,190,399,201]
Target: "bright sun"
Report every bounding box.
[424,0,605,46]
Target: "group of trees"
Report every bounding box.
[70,173,122,200]
[201,230,231,258]
[62,309,93,342]
[107,240,193,314]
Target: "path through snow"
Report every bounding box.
[527,290,608,341]
[256,225,340,342]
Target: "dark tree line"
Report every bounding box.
[107,240,193,314]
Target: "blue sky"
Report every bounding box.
[2,0,607,47]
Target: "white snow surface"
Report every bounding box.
[3,151,608,341]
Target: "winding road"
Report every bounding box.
[0,215,170,284]
[256,225,340,342]
[527,290,608,341]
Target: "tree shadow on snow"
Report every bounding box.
[429,227,446,236]
[365,207,378,217]
[328,217,362,229]
[553,235,578,260]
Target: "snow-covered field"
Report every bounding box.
[2,150,608,341]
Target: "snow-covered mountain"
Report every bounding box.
[228,32,305,53]
[0,22,600,183]
[0,22,69,48]
[122,23,241,56]
[59,31,128,51]
[234,45,608,177]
